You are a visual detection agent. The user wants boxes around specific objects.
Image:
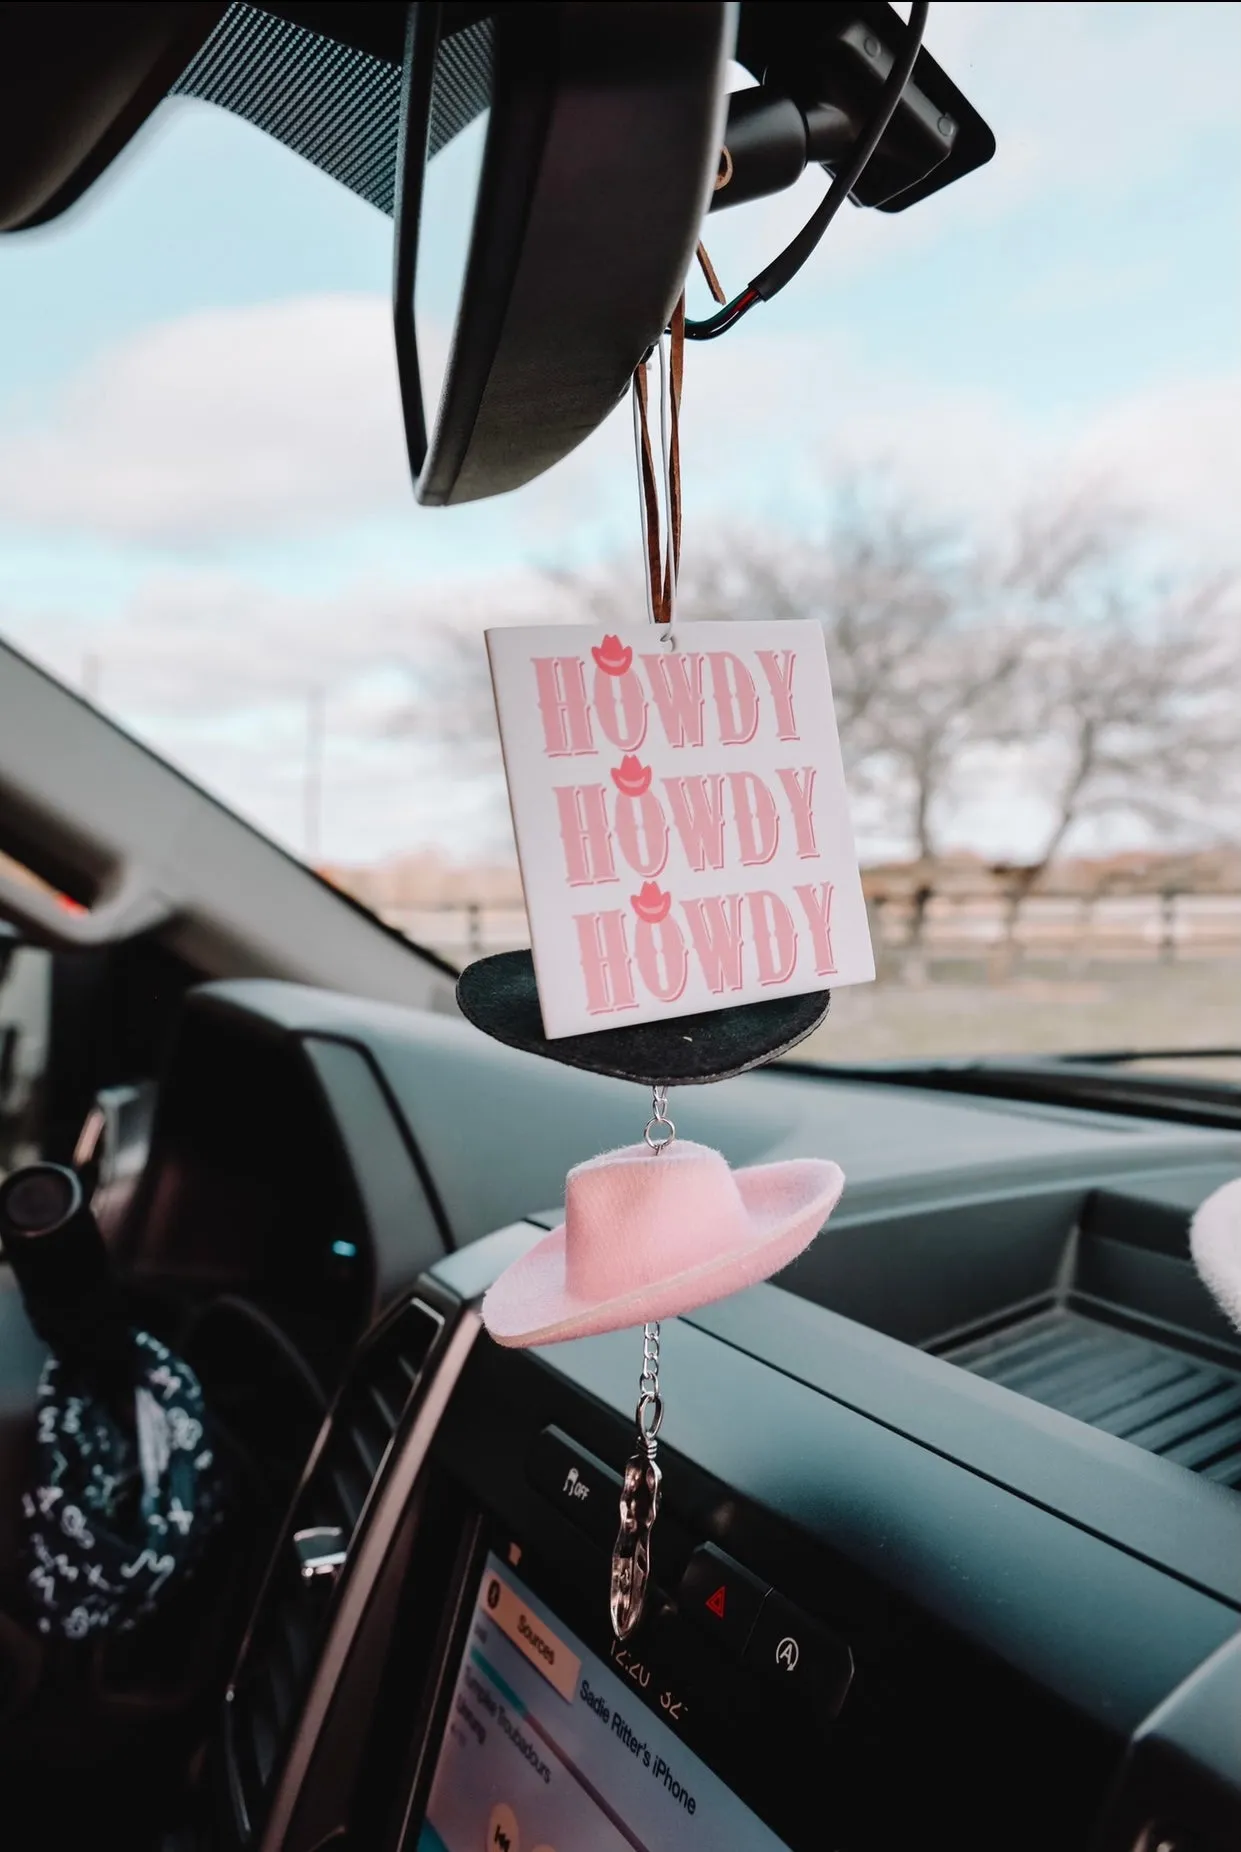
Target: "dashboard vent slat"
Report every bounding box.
[250,1702,277,1790]
[226,1298,445,1842]
[1096,1373,1230,1440]
[329,1460,369,1531]
[279,1586,316,1685]
[262,1633,294,1729]
[367,1380,402,1433]
[1118,1382,1241,1450]
[350,1416,385,1481]
[1002,1341,1131,1403]
[1202,1445,1241,1483]
[1166,1411,1241,1471]
[1065,1355,1197,1427]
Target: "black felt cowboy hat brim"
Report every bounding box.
[455,949,830,1086]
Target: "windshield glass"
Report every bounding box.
[0,2,1237,1067]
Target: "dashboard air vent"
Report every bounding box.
[943,1305,1241,1488]
[226,1297,444,1842]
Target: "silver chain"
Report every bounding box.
[611,1088,672,1640]
[636,1085,670,1443]
[636,1319,662,1444]
[644,1085,675,1153]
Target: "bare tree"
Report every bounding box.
[673,493,984,766]
[690,492,1240,976]
[679,492,1034,971]
[988,500,1240,960]
[390,622,503,772]
[383,578,591,798]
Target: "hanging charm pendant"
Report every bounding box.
[610,1089,674,1640]
[610,1320,663,1640]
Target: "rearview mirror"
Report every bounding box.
[392,2,734,507]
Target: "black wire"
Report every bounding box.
[685,286,762,342]
[751,0,930,301]
[686,0,930,340]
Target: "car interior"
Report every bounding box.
[0,4,1239,1851]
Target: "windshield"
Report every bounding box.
[0,2,1237,1069]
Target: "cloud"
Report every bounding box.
[1069,373,1241,555]
[0,564,533,862]
[0,295,414,544]
[1,286,1236,586]
[0,560,574,722]
[100,698,507,865]
[914,1,1239,213]
[675,328,1241,568]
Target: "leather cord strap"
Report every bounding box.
[630,243,722,623]
[631,294,685,625]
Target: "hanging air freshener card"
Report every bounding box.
[485,617,874,1039]
[471,291,856,1644]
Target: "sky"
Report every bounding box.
[0,1,1237,867]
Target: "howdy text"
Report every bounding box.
[535,644,835,1013]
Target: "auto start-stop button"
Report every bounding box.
[743,1589,854,1721]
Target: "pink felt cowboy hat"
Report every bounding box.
[1191,1176,1241,1333]
[482,1138,845,1348]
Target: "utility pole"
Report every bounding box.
[305,686,325,867]
[82,653,101,703]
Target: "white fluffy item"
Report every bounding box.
[1189,1176,1241,1334]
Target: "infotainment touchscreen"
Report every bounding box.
[419,1551,792,1852]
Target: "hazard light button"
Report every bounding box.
[677,1544,770,1658]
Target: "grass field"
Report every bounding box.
[791,959,1241,1072]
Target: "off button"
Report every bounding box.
[526,1427,620,1547]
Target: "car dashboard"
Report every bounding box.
[9,979,1241,1852]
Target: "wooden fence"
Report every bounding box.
[384,891,1241,971]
